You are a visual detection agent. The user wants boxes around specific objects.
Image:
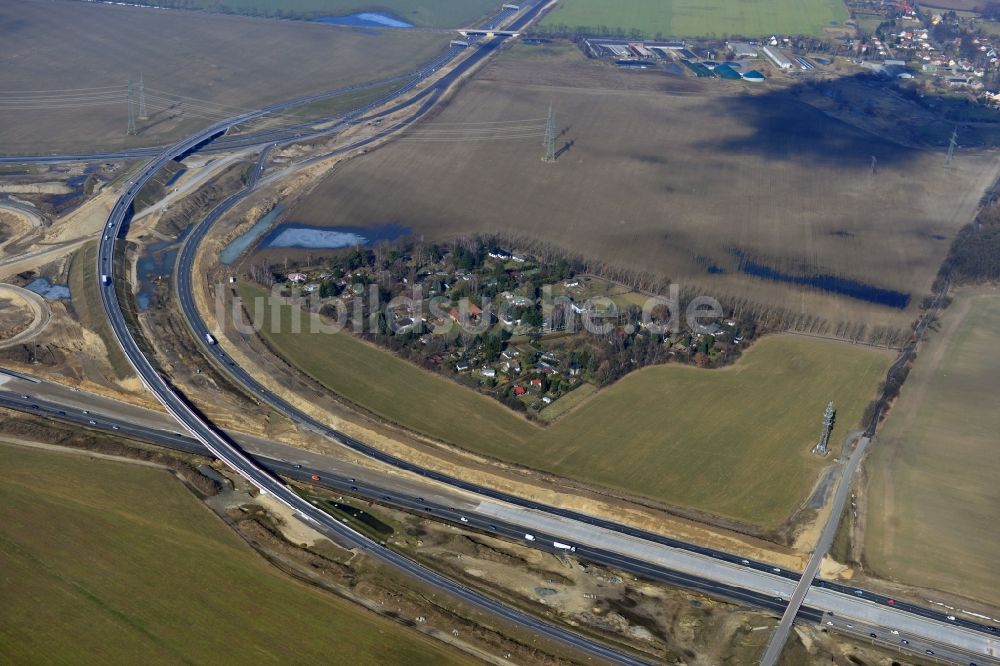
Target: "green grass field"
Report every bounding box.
[864,291,1000,607]
[0,444,471,665]
[538,0,849,38]
[240,284,889,528]
[132,0,497,27]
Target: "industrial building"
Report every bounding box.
[726,41,759,58]
[762,45,793,70]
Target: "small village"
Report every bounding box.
[554,0,1000,110]
[260,239,754,419]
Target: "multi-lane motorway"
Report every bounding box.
[2,371,999,666]
[167,111,1000,666]
[83,6,675,666]
[4,1,1000,662]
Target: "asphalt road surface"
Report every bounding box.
[5,1,999,662]
[760,436,871,665]
[83,5,667,664]
[2,373,999,665]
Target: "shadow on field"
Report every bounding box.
[695,71,999,167]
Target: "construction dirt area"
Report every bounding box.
[286,42,1000,335]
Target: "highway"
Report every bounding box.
[156,15,1000,665]
[0,379,814,616]
[0,1,507,167]
[760,436,871,665]
[171,150,1000,665]
[5,1,999,662]
[81,5,671,665]
[2,374,999,666]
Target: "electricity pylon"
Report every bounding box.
[542,103,556,163]
[945,126,958,167]
[126,79,137,136]
[138,73,147,120]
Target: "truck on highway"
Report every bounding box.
[553,541,576,552]
[101,275,110,286]
[524,534,535,541]
[205,333,217,345]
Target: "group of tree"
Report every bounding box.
[938,199,1000,284]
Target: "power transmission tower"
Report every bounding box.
[945,126,958,167]
[138,73,147,120]
[542,103,556,163]
[812,401,835,455]
[126,79,137,136]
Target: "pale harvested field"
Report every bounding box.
[288,46,998,329]
[864,289,1000,609]
[0,0,445,153]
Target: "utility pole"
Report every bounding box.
[945,126,958,167]
[542,103,556,163]
[126,79,137,136]
[138,73,147,120]
[869,155,877,176]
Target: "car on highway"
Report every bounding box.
[460,516,468,523]
[88,419,96,425]
[900,638,909,645]
[947,615,957,621]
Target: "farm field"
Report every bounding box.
[238,283,889,529]
[287,45,999,333]
[0,443,471,665]
[537,0,849,38]
[863,289,1000,608]
[124,0,498,27]
[0,0,446,153]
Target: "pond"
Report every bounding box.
[135,231,188,310]
[24,277,69,300]
[314,12,413,28]
[259,222,410,250]
[219,205,284,265]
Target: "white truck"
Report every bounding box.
[205,333,217,345]
[101,275,110,286]
[553,541,576,552]
[524,534,535,542]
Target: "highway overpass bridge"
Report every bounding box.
[457,29,520,38]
